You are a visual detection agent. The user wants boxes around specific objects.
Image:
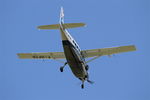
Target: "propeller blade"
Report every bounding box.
[87,80,94,84]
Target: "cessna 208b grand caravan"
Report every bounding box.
[17,7,136,89]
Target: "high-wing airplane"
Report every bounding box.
[17,7,136,89]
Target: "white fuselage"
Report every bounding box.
[59,22,88,79]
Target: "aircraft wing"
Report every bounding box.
[17,52,65,59]
[81,45,136,58]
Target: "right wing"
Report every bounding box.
[81,45,136,58]
[17,52,65,59]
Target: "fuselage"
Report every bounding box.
[59,22,88,79]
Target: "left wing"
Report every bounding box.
[81,45,136,58]
[17,52,65,59]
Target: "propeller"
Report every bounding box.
[87,79,94,84]
[86,72,94,84]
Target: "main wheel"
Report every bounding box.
[60,67,63,72]
[85,65,89,71]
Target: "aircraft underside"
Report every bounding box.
[62,40,87,78]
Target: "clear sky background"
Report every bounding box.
[1,0,150,100]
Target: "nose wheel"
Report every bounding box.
[81,84,84,89]
[81,79,85,89]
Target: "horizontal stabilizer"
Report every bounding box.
[38,23,86,30]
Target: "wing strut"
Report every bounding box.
[86,56,101,63]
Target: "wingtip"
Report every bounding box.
[133,45,137,51]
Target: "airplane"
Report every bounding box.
[17,7,136,89]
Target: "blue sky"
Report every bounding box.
[1,0,150,100]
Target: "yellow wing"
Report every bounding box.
[81,45,136,58]
[17,52,65,59]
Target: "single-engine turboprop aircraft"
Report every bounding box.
[17,7,136,89]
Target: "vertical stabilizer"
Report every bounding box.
[60,7,64,24]
[37,7,85,30]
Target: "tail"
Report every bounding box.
[37,7,86,30]
[60,7,64,24]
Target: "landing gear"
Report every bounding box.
[85,65,89,71]
[60,67,64,72]
[81,84,84,89]
[59,62,67,72]
[81,79,85,89]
